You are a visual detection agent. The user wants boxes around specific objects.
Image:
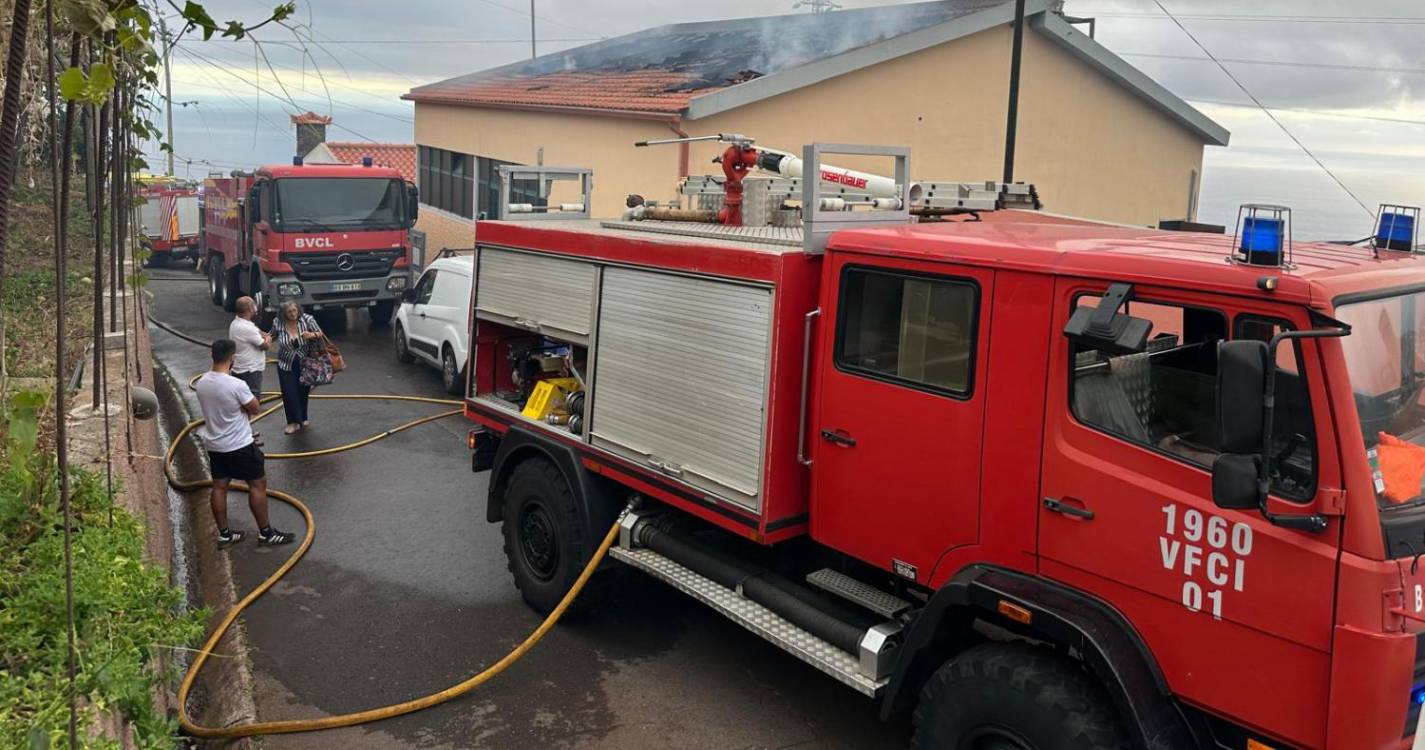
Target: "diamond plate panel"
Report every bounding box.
[806,569,911,619]
[610,546,886,697]
[599,220,803,247]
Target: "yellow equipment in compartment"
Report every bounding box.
[521,378,582,420]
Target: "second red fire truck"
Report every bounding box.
[201,157,418,326]
[459,144,1425,749]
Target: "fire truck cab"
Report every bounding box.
[463,148,1425,749]
[201,161,418,326]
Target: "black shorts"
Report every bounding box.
[208,442,265,481]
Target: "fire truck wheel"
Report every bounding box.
[394,323,416,363]
[501,457,588,616]
[371,300,395,327]
[207,258,222,306]
[911,643,1129,750]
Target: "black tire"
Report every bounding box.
[912,643,1130,750]
[370,299,395,327]
[394,322,416,364]
[221,267,239,313]
[500,458,588,616]
[251,276,273,329]
[441,345,464,395]
[207,256,223,306]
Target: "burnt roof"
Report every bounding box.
[405,0,1005,114]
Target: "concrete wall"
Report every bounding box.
[412,23,1209,227]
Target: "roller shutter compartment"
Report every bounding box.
[475,247,597,341]
[591,267,772,511]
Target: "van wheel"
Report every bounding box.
[912,643,1129,750]
[394,323,415,363]
[501,458,588,616]
[441,346,464,395]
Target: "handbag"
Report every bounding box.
[322,335,346,373]
[296,316,337,387]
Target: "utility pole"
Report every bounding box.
[159,14,174,175]
[530,0,536,58]
[1002,0,1025,183]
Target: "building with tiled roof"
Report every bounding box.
[405,0,1227,251]
[305,141,417,183]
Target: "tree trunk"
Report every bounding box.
[91,96,106,406]
[0,0,33,292]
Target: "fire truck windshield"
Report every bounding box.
[272,177,404,231]
[1336,289,1425,508]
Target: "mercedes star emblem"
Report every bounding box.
[335,253,355,272]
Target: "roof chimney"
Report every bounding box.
[290,111,332,159]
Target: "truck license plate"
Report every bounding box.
[331,281,363,292]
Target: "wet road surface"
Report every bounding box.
[149,265,911,749]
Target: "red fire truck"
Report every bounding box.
[462,146,1425,749]
[200,159,418,325]
[135,178,201,265]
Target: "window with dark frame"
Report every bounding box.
[834,267,977,396]
[1069,297,1225,467]
[1233,315,1317,502]
[417,145,475,219]
[1066,296,1318,501]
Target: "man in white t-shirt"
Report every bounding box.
[229,296,271,398]
[196,338,294,549]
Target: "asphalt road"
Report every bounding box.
[148,264,910,749]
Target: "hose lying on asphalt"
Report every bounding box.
[164,351,622,738]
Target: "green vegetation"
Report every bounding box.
[0,392,206,748]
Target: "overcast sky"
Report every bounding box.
[151,0,1425,238]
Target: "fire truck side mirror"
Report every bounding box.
[1212,340,1269,511]
[406,183,419,227]
[247,187,261,223]
[1216,340,1268,453]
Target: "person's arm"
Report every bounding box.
[237,321,266,350]
[241,394,263,416]
[300,315,323,341]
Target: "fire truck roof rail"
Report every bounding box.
[495,165,592,221]
[802,143,912,254]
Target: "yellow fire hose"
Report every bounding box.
[166,382,621,738]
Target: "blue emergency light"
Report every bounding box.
[1412,684,1425,705]
[362,155,374,167]
[1239,216,1284,266]
[1373,205,1419,253]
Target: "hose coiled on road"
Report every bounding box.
[162,332,621,738]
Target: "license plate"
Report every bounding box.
[330,281,363,292]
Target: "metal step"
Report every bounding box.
[609,545,890,697]
[806,569,913,620]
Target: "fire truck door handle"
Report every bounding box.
[1043,497,1095,520]
[797,308,822,467]
[820,429,856,448]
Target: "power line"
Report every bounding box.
[1149,0,1374,219]
[472,0,592,35]
[175,44,408,137]
[210,37,603,44]
[177,42,414,123]
[1190,98,1425,129]
[1120,51,1425,77]
[1081,11,1425,24]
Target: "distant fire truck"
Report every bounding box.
[461,142,1425,749]
[200,157,418,325]
[134,178,201,265]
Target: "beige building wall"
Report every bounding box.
[413,103,683,219]
[413,24,1210,228]
[692,24,1203,226]
[416,206,476,256]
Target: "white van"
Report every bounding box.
[394,255,473,394]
